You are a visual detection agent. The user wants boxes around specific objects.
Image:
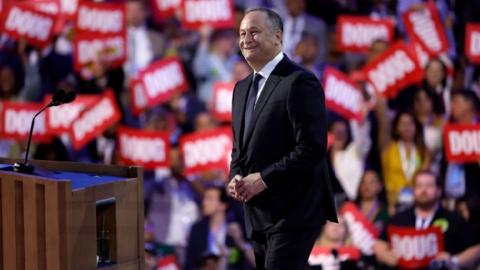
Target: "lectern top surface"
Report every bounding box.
[0,164,128,190]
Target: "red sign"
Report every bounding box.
[129,78,149,115]
[211,81,234,122]
[1,102,51,142]
[75,2,125,35]
[466,23,480,64]
[139,57,188,107]
[117,126,170,170]
[362,41,424,98]
[179,127,232,175]
[340,202,379,256]
[73,32,127,72]
[309,246,361,266]
[157,255,180,270]
[0,3,56,48]
[69,90,122,150]
[151,0,181,20]
[336,16,394,52]
[181,0,234,30]
[444,123,480,163]
[388,226,444,269]
[402,2,449,56]
[323,67,365,122]
[46,94,99,135]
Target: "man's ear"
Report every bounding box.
[275,30,283,46]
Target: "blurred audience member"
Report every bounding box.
[124,0,166,78]
[377,97,430,212]
[193,27,238,103]
[283,0,328,64]
[374,170,476,267]
[185,186,254,270]
[355,170,389,232]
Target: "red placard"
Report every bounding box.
[46,94,99,135]
[129,78,149,115]
[388,226,444,269]
[157,255,180,270]
[466,23,480,64]
[139,57,189,107]
[309,246,361,266]
[1,101,51,142]
[340,202,379,256]
[0,3,56,48]
[336,16,394,53]
[151,0,181,20]
[211,81,234,122]
[179,127,232,176]
[362,41,424,98]
[73,32,127,72]
[75,2,125,35]
[117,126,170,169]
[69,90,122,150]
[181,0,234,30]
[402,1,449,57]
[444,123,480,163]
[323,67,365,122]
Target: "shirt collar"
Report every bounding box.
[255,52,284,79]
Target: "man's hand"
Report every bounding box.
[235,172,266,202]
[227,174,242,200]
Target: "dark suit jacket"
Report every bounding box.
[229,55,337,237]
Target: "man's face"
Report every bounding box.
[239,11,282,70]
[414,174,440,209]
[202,189,225,217]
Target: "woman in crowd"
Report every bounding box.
[376,96,430,213]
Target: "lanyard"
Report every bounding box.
[398,141,418,181]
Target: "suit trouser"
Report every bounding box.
[251,227,321,270]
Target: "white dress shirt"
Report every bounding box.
[253,52,284,106]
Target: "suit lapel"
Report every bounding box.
[234,74,252,149]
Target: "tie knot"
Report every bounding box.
[253,73,263,84]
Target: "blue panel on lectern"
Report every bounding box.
[0,164,127,190]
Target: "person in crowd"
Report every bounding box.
[293,33,325,79]
[328,116,371,201]
[374,170,476,267]
[185,186,255,270]
[282,0,328,64]
[412,87,446,173]
[355,170,389,232]
[376,95,430,213]
[145,147,200,266]
[124,0,166,78]
[193,27,239,103]
[441,89,480,240]
[308,221,360,269]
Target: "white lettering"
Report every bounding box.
[77,5,123,33]
[5,7,53,41]
[185,0,231,22]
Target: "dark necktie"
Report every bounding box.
[243,73,263,145]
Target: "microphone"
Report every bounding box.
[13,89,77,173]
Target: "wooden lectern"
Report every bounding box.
[0,158,144,270]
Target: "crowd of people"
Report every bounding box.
[1,0,480,269]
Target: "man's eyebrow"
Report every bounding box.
[240,26,261,32]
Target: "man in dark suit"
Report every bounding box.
[226,7,337,269]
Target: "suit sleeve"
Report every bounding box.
[229,83,242,181]
[260,72,327,188]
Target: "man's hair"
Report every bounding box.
[413,170,441,188]
[246,7,283,33]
